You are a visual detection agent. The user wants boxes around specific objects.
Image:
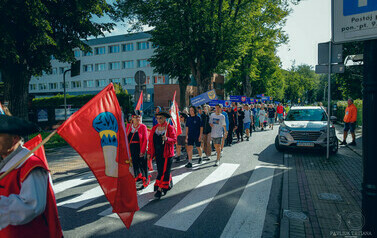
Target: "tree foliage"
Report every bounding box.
[0,0,114,118]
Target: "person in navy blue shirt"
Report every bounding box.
[185,106,203,168]
[152,106,161,126]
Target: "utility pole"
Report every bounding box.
[362,39,377,237]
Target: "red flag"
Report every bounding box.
[170,91,182,136]
[0,102,5,115]
[57,84,139,229]
[135,90,143,112]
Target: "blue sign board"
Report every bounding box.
[343,0,377,16]
[229,95,248,103]
[190,89,218,106]
[208,100,231,107]
[256,94,265,98]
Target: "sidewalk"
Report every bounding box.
[280,127,366,237]
[46,146,88,182]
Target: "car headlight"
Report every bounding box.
[281,127,290,133]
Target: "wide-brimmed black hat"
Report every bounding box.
[155,111,171,118]
[179,112,188,119]
[0,115,40,136]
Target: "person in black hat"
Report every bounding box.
[147,111,177,199]
[0,115,63,237]
[125,110,150,190]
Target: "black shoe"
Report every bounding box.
[340,141,347,145]
[198,157,202,164]
[261,128,264,131]
[154,190,162,199]
[175,156,181,162]
[185,162,192,168]
[349,141,356,146]
[203,156,210,161]
[246,137,249,141]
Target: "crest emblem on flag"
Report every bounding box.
[208,90,217,100]
[241,96,246,102]
[93,112,119,177]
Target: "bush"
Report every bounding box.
[29,131,68,149]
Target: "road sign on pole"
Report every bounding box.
[315,64,345,74]
[318,42,343,64]
[332,0,377,43]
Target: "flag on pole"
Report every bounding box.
[135,90,143,112]
[170,91,182,136]
[0,102,5,115]
[56,83,138,229]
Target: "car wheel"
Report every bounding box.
[330,139,339,155]
[275,135,284,152]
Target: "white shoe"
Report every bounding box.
[214,161,220,166]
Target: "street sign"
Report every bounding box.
[70,60,80,77]
[315,64,345,74]
[135,71,146,85]
[332,0,377,43]
[318,42,343,65]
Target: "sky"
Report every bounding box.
[97,0,332,70]
[277,0,331,69]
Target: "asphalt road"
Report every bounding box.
[55,125,284,238]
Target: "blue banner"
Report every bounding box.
[208,100,231,108]
[224,100,231,108]
[275,101,280,104]
[190,89,218,106]
[229,95,248,103]
[256,94,265,98]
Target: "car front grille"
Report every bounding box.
[290,131,322,141]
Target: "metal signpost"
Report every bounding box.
[63,60,80,120]
[332,0,377,235]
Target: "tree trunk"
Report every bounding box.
[2,63,30,119]
[178,76,189,109]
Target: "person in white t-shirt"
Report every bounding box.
[209,104,227,166]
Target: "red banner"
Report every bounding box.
[57,84,138,228]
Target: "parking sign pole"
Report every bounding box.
[327,41,332,159]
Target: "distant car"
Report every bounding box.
[275,106,338,154]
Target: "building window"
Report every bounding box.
[49,83,58,90]
[71,81,82,88]
[110,78,121,85]
[123,60,134,69]
[74,50,80,57]
[151,42,158,48]
[146,93,151,102]
[38,83,47,90]
[108,45,120,53]
[95,63,106,71]
[124,77,135,85]
[82,50,93,56]
[137,59,149,68]
[137,42,149,50]
[52,68,58,75]
[96,79,107,87]
[59,67,68,74]
[147,76,150,84]
[122,43,134,52]
[154,76,165,84]
[60,82,69,89]
[83,64,93,72]
[84,80,95,88]
[109,62,121,70]
[95,47,106,55]
[29,84,36,91]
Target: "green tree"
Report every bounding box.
[0,0,114,118]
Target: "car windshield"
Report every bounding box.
[286,109,327,121]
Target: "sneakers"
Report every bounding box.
[349,141,357,146]
[204,156,211,161]
[198,157,202,164]
[340,141,347,145]
[185,162,192,168]
[214,161,220,166]
[175,156,181,162]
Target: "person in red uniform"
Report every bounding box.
[126,110,149,190]
[147,111,177,199]
[0,114,63,238]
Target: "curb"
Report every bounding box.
[279,153,289,238]
[334,123,362,157]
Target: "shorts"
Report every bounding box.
[188,137,201,147]
[244,122,251,130]
[277,113,283,119]
[344,122,356,133]
[268,118,275,124]
[177,136,186,146]
[212,137,223,145]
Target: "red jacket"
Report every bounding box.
[147,122,177,159]
[126,123,148,155]
[0,155,63,238]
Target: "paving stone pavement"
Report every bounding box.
[281,136,364,238]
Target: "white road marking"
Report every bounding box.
[154,163,239,231]
[220,166,275,238]
[53,173,95,194]
[98,166,194,218]
[58,186,104,209]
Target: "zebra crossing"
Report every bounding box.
[55,159,278,237]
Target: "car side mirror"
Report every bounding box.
[330,116,337,122]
